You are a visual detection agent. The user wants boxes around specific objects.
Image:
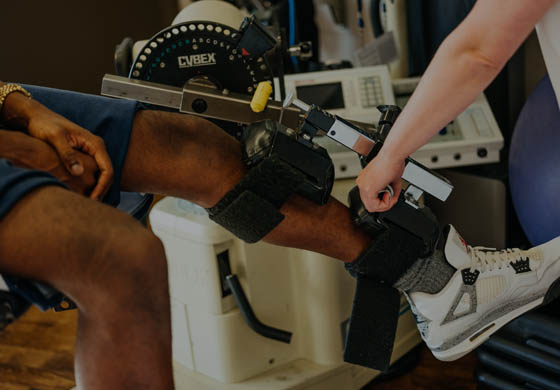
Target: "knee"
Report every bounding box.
[75,226,169,314]
[113,229,168,292]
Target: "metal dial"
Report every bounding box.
[130,21,274,95]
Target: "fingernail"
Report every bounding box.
[71,164,84,175]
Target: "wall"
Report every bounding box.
[1,1,178,94]
[524,31,548,98]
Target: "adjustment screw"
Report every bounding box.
[477,148,488,158]
[192,99,207,113]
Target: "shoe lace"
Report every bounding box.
[469,246,525,273]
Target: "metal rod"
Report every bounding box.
[102,74,183,109]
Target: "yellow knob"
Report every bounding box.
[250,81,273,113]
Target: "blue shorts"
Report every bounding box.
[0,86,140,311]
[0,85,140,220]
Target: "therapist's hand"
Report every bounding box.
[356,152,404,213]
[1,90,114,201]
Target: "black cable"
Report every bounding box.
[226,274,292,343]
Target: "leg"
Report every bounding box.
[121,110,372,262]
[119,110,425,371]
[0,186,173,390]
[110,108,560,371]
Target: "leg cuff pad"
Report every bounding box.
[343,225,425,371]
[206,156,305,243]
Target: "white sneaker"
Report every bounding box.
[405,225,560,361]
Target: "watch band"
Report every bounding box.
[0,84,32,115]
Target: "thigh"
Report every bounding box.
[120,110,245,207]
[0,185,146,299]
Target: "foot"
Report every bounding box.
[404,225,560,361]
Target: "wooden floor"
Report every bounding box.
[0,307,477,390]
[0,307,76,390]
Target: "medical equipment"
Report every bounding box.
[103,1,443,386]
[393,78,504,169]
[277,69,504,178]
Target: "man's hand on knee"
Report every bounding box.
[0,86,114,200]
[0,130,98,195]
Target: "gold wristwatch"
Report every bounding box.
[0,83,32,115]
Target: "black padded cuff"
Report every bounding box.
[345,225,425,284]
[206,155,305,243]
[343,225,426,371]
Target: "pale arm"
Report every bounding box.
[357,0,557,212]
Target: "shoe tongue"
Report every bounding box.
[444,225,472,269]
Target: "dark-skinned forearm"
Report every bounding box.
[0,129,98,194]
[0,129,31,163]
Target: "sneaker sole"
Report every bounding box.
[432,275,560,361]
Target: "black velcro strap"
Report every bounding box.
[206,156,305,243]
[343,279,401,371]
[343,225,425,371]
[209,191,285,243]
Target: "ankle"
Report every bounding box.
[394,250,455,294]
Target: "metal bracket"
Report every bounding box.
[293,98,454,202]
[403,185,423,209]
[101,74,303,129]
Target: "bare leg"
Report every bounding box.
[0,186,173,390]
[121,110,371,262]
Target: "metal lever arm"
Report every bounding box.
[101,74,376,134]
[101,74,303,128]
[295,101,454,202]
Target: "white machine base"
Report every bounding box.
[151,179,421,389]
[173,323,420,390]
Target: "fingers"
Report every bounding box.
[67,130,114,201]
[388,179,402,209]
[375,190,394,212]
[357,184,382,212]
[64,152,98,195]
[90,155,114,201]
[49,133,85,176]
[359,189,393,213]
[357,173,402,213]
[81,136,114,201]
